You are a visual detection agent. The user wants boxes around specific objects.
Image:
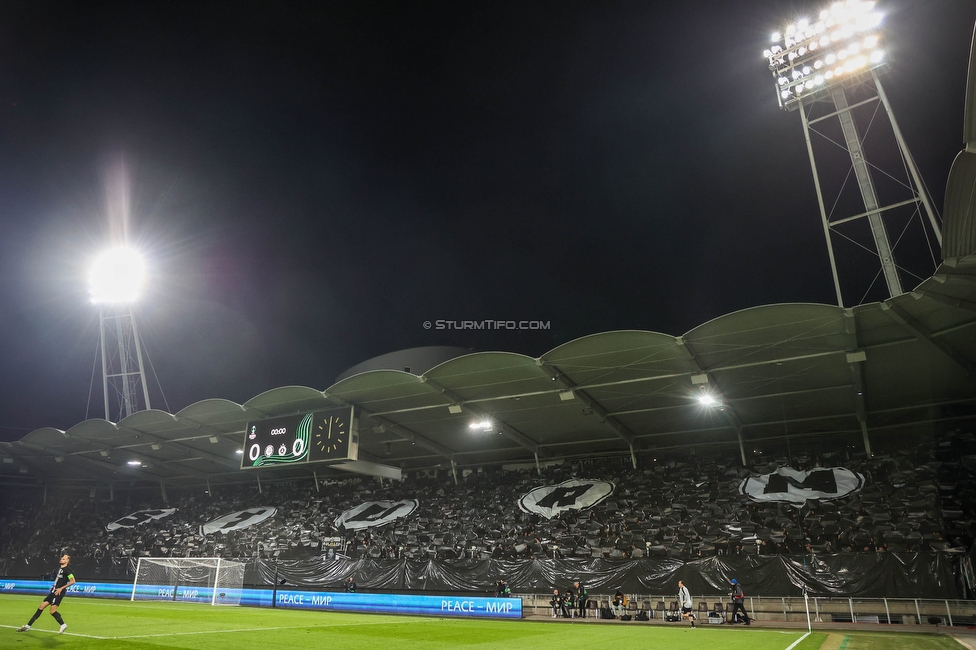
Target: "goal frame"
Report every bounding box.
[130,557,245,606]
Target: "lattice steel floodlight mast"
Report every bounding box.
[763,0,942,307]
[89,247,151,422]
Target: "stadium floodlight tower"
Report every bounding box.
[89,246,152,422]
[763,0,942,307]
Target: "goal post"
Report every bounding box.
[131,557,246,606]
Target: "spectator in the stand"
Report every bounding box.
[345,576,357,592]
[494,579,511,597]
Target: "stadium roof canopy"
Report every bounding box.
[1,255,975,490]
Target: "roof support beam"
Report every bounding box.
[913,289,976,315]
[881,302,976,377]
[66,426,239,474]
[368,414,457,462]
[4,441,103,482]
[536,360,636,459]
[421,377,544,457]
[677,338,747,466]
[118,425,241,470]
[844,311,872,457]
[16,439,178,481]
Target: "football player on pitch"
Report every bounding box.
[18,554,75,634]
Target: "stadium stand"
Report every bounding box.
[2,430,974,587]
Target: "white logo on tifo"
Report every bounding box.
[739,467,865,505]
[200,507,278,535]
[335,499,419,530]
[518,479,615,519]
[106,508,177,531]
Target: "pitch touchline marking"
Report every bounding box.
[784,631,811,650]
[3,618,430,640]
[112,619,432,639]
[0,625,110,639]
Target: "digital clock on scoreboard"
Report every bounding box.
[241,407,355,469]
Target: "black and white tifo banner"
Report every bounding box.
[518,479,615,519]
[106,508,177,531]
[200,507,277,535]
[739,467,865,505]
[335,499,419,530]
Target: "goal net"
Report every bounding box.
[131,557,246,606]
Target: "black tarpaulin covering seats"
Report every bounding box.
[248,553,960,599]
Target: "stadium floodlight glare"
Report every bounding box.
[89,246,146,304]
[468,419,493,431]
[697,393,720,407]
[126,460,142,466]
[763,0,886,110]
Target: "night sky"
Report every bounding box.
[0,0,974,439]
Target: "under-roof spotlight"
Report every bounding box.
[235,449,243,455]
[469,419,493,431]
[697,393,720,407]
[127,460,142,466]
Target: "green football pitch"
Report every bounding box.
[0,595,967,650]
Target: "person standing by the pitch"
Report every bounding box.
[18,554,75,634]
[677,580,696,628]
[729,578,751,625]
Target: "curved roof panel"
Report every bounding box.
[424,352,546,402]
[244,386,330,416]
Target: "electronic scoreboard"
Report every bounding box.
[241,406,357,469]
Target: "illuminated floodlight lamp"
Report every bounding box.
[89,247,146,304]
[126,459,142,466]
[468,419,493,431]
[762,0,886,111]
[697,393,720,407]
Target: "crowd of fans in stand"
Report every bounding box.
[1,431,974,573]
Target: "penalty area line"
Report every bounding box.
[784,631,811,650]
